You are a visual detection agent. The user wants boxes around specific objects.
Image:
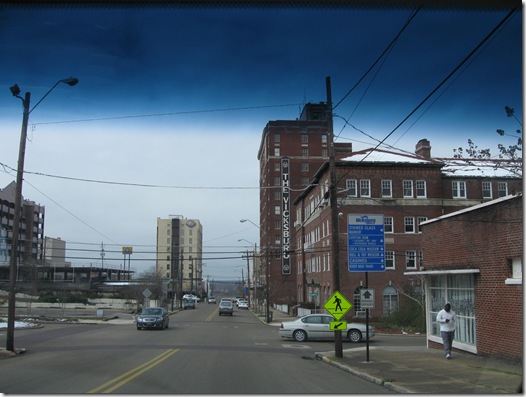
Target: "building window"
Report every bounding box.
[274,162,280,172]
[274,133,280,143]
[274,147,280,156]
[403,180,413,198]
[301,134,308,144]
[498,182,508,197]
[381,180,392,197]
[482,181,492,199]
[452,181,467,199]
[416,180,426,198]
[360,180,371,197]
[385,251,395,269]
[274,235,281,245]
[301,148,309,157]
[301,163,309,172]
[406,251,417,268]
[417,217,428,232]
[346,179,357,197]
[274,220,281,230]
[274,191,281,201]
[274,206,280,215]
[429,274,475,346]
[382,286,399,316]
[274,176,280,186]
[404,217,415,233]
[301,176,309,187]
[167,256,170,261]
[322,148,328,157]
[505,257,522,285]
[384,217,394,233]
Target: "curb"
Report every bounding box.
[315,353,413,394]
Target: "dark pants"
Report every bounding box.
[441,330,454,356]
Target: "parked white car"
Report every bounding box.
[279,314,375,343]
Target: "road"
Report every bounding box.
[0,303,421,393]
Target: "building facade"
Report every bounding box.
[156,216,203,298]
[257,102,353,306]
[292,140,522,321]
[0,181,45,270]
[414,194,522,361]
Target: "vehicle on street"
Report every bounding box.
[237,301,249,310]
[208,297,217,304]
[236,298,247,307]
[218,300,233,316]
[183,298,196,309]
[279,314,375,342]
[136,307,169,330]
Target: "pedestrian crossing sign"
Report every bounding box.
[324,291,352,321]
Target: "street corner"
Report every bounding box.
[0,347,26,359]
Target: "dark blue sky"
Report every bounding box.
[0,3,522,278]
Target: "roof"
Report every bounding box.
[339,148,440,165]
[436,158,521,178]
[420,193,522,226]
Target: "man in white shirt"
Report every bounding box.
[436,302,456,359]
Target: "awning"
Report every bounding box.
[404,269,480,276]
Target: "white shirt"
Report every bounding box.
[436,308,456,332]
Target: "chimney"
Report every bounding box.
[415,139,431,159]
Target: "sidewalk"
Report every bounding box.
[267,309,523,394]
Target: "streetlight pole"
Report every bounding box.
[6,77,78,352]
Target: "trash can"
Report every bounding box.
[267,311,273,323]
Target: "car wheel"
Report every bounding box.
[348,329,362,343]
[293,330,307,342]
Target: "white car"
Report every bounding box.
[279,314,375,343]
[237,301,249,310]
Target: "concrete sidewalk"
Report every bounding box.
[268,309,523,394]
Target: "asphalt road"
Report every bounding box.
[0,304,419,394]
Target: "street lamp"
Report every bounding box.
[6,77,78,352]
[239,218,259,229]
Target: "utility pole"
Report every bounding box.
[327,76,343,358]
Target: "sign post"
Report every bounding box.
[348,214,385,362]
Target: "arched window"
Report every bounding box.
[382,285,398,316]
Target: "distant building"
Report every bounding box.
[44,237,71,267]
[412,193,522,361]
[156,216,203,298]
[0,181,45,269]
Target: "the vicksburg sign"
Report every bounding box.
[281,157,291,275]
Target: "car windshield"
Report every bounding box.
[142,308,162,315]
[220,302,232,307]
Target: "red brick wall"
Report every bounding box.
[421,195,523,360]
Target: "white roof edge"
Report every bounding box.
[420,193,522,226]
[404,269,481,276]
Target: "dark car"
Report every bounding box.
[136,307,169,330]
[218,300,233,316]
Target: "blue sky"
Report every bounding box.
[0,3,522,281]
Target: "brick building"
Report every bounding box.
[412,194,522,361]
[292,140,521,321]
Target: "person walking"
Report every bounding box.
[436,302,456,359]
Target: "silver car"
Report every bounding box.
[279,314,375,343]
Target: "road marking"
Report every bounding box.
[87,349,179,393]
[206,310,218,321]
[282,344,310,349]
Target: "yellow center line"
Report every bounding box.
[87,348,179,394]
[206,308,219,321]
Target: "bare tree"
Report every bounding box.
[452,106,522,177]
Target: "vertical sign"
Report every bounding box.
[348,214,385,272]
[281,157,291,275]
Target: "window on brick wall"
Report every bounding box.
[416,180,427,198]
[274,133,280,143]
[301,134,308,144]
[381,180,392,197]
[274,205,280,215]
[385,251,395,269]
[274,162,280,171]
[384,217,394,233]
[417,217,427,232]
[498,182,508,197]
[403,180,413,198]
[301,162,309,172]
[404,217,415,233]
[274,191,280,201]
[405,251,417,268]
[505,257,522,285]
[274,147,280,156]
[346,179,357,197]
[360,180,371,197]
[482,181,492,199]
[301,148,309,157]
[452,181,467,198]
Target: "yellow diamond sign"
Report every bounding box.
[324,291,352,321]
